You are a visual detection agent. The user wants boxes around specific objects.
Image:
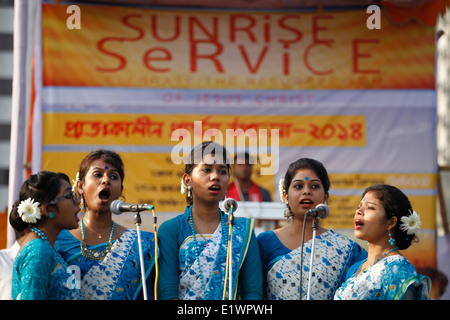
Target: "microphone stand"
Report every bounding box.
[223,205,235,300]
[133,205,154,301]
[306,217,319,300]
[228,207,235,300]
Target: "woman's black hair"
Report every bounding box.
[9,171,70,232]
[183,141,230,205]
[362,184,417,250]
[282,158,330,194]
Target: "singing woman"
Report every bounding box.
[334,185,431,300]
[55,149,157,300]
[10,171,81,300]
[157,141,262,300]
[257,158,367,300]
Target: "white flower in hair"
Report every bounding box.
[400,210,421,235]
[278,179,287,203]
[72,172,80,194]
[17,198,42,224]
[72,172,84,210]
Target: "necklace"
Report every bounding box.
[83,219,112,239]
[188,206,227,297]
[80,219,115,260]
[356,246,399,276]
[31,227,68,269]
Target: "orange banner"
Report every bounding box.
[39,4,438,280]
[43,113,366,147]
[42,4,435,89]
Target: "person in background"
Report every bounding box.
[9,171,81,300]
[334,184,431,300]
[0,230,26,300]
[227,152,272,202]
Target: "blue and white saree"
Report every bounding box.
[178,215,254,300]
[157,206,262,300]
[258,230,367,300]
[55,229,156,300]
[334,255,431,300]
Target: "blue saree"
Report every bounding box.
[55,229,156,300]
[258,229,367,300]
[334,254,431,300]
[157,206,262,300]
[12,238,80,300]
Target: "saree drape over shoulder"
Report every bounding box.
[12,239,80,300]
[258,229,367,300]
[157,206,263,300]
[55,229,156,300]
[334,255,431,300]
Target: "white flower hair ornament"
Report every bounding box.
[278,179,287,203]
[399,210,421,235]
[17,198,42,224]
[72,172,81,196]
[72,172,84,210]
[72,172,79,191]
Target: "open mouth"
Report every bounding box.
[209,184,221,193]
[354,219,364,229]
[300,199,314,208]
[99,189,111,203]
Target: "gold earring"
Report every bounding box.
[284,206,293,219]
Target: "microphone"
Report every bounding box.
[306,203,330,219]
[110,200,154,215]
[222,198,238,213]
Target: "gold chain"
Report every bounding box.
[80,219,115,260]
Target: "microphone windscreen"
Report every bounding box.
[223,198,238,213]
[110,200,124,215]
[316,203,330,219]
